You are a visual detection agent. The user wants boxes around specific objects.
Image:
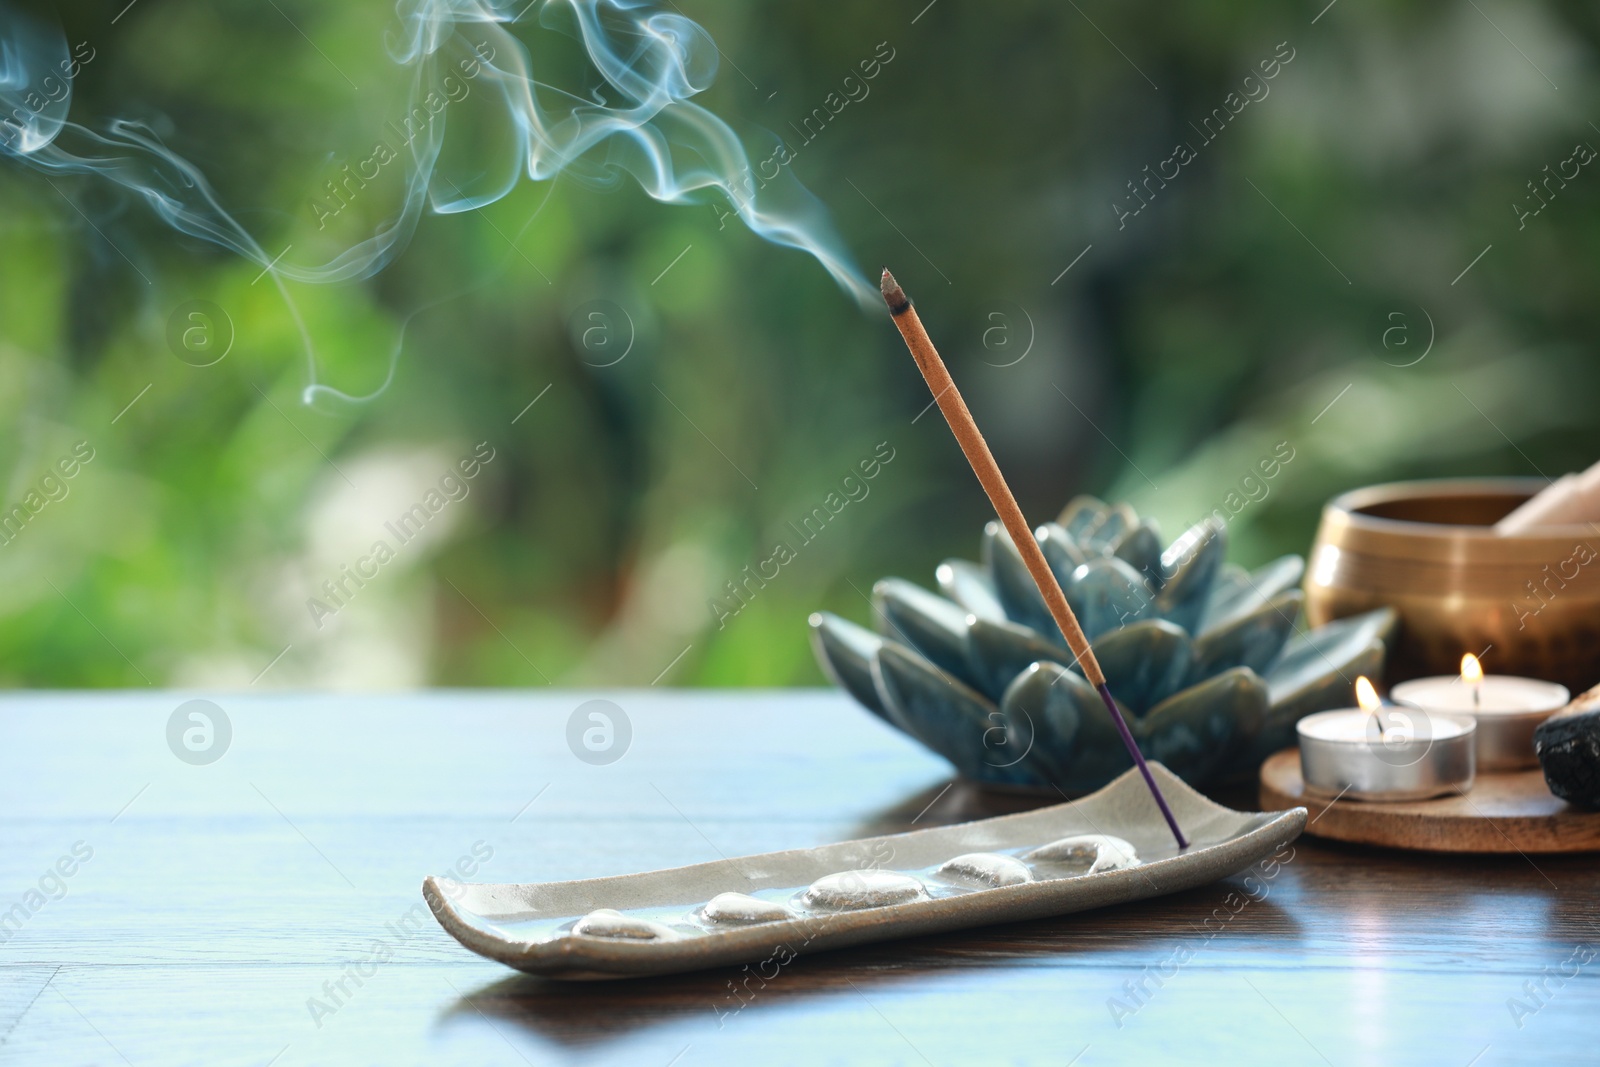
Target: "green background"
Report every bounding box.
[2,0,1595,688]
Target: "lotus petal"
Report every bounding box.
[982,522,1063,643]
[1189,590,1303,685]
[1076,618,1192,715]
[1083,503,1138,551]
[1000,661,1124,793]
[1057,495,1108,540]
[1138,667,1268,783]
[1246,639,1388,774]
[1248,607,1399,764]
[1111,521,1164,589]
[1065,557,1156,640]
[1264,607,1398,700]
[1156,518,1227,634]
[873,578,982,691]
[1200,555,1306,633]
[808,612,892,722]
[1248,554,1306,602]
[966,615,1075,701]
[1036,522,1087,591]
[936,559,1007,622]
[873,643,1045,786]
[1201,563,1252,626]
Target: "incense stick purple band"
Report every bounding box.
[1096,682,1190,849]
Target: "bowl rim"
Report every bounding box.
[1325,477,1600,542]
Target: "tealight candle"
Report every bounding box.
[1297,677,1476,801]
[1390,654,1569,772]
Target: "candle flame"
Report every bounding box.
[1461,653,1483,686]
[1355,676,1381,712]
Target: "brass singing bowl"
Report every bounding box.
[1304,478,1600,692]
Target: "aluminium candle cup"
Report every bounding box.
[1390,676,1570,772]
[1296,708,1476,802]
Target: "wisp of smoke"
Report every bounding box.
[0,0,876,352]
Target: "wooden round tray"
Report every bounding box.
[1258,748,1600,853]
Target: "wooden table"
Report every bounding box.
[2,691,1596,1066]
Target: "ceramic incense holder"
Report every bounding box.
[425,763,1305,980]
[811,495,1396,794]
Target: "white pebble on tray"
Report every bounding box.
[572,908,680,941]
[934,852,1034,888]
[700,892,793,925]
[802,870,928,910]
[1023,834,1140,872]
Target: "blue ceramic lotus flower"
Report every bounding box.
[810,496,1397,793]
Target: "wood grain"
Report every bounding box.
[1,691,1598,1066]
[1259,747,1600,853]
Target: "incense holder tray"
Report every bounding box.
[424,764,1305,980]
[811,495,1397,793]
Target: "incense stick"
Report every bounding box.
[880,268,1188,849]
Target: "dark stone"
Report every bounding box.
[1535,687,1600,810]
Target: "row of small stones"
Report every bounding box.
[568,834,1140,942]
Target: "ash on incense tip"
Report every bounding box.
[880,267,911,316]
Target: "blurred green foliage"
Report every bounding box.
[2,0,1597,688]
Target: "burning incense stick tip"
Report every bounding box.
[880,268,911,316]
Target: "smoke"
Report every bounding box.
[0,1,875,337]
